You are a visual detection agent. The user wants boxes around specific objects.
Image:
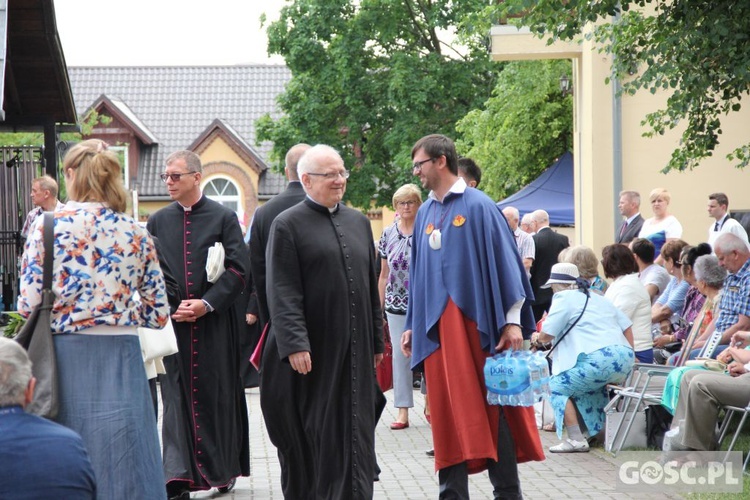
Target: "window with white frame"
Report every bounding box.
[202,175,243,220]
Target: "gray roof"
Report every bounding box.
[67,65,291,197]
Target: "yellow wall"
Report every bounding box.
[491,25,750,255]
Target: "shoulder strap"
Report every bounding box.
[546,291,589,361]
[42,211,54,291]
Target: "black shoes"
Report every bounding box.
[218,478,236,494]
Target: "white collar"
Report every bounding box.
[428,177,467,202]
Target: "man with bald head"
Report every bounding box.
[249,143,310,327]
[260,144,384,499]
[530,209,569,321]
[501,206,535,276]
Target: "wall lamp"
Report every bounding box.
[559,74,573,97]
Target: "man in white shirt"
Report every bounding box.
[520,213,536,235]
[501,206,535,276]
[707,192,748,248]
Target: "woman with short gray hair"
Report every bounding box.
[666,254,726,366]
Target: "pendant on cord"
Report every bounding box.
[429,229,442,250]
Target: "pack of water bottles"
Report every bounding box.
[484,350,550,407]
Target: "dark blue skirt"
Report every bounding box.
[54,334,165,500]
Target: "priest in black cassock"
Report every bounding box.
[249,143,309,327]
[146,150,249,499]
[261,144,384,500]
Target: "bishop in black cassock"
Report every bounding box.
[260,145,384,499]
[146,150,249,497]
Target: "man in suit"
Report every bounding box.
[249,143,310,327]
[530,209,569,321]
[0,337,96,498]
[616,190,644,244]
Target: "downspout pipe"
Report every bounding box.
[612,10,623,240]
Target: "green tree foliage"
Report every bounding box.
[257,0,503,208]
[0,110,111,147]
[456,60,572,201]
[496,0,750,172]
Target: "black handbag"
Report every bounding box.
[14,212,59,419]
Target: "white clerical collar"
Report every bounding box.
[428,177,467,202]
[178,194,204,212]
[306,195,338,212]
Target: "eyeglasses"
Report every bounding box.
[396,200,417,207]
[307,170,350,180]
[412,158,436,172]
[160,172,197,183]
[678,260,689,267]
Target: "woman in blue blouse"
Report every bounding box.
[534,262,635,453]
[18,140,170,499]
[378,184,422,429]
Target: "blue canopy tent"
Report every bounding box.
[496,152,574,226]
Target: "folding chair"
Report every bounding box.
[607,325,724,456]
[718,402,750,471]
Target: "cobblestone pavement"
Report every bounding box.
[173,387,682,499]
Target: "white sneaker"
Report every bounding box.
[663,427,690,452]
[549,438,590,453]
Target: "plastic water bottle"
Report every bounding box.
[484,350,534,406]
[530,351,551,401]
[538,353,551,397]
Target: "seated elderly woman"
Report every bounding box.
[602,244,653,363]
[664,330,750,452]
[533,262,635,453]
[559,245,608,295]
[666,254,726,366]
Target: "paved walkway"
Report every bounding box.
[178,387,681,499]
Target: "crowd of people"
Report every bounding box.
[520,186,750,460]
[4,132,750,499]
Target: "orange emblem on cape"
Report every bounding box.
[452,215,466,227]
[425,223,434,235]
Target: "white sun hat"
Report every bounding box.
[542,262,580,288]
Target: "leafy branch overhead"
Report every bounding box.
[496,0,750,172]
[256,0,504,208]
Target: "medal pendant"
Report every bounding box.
[429,229,442,250]
[426,223,434,235]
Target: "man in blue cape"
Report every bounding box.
[402,135,544,499]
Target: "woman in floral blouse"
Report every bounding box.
[18,139,170,500]
[378,184,422,429]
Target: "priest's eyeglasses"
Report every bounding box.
[307,170,350,180]
[160,172,197,183]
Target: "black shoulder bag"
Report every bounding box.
[15,212,59,419]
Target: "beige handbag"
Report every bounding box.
[137,320,178,363]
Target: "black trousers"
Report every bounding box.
[437,407,522,500]
[532,302,550,323]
